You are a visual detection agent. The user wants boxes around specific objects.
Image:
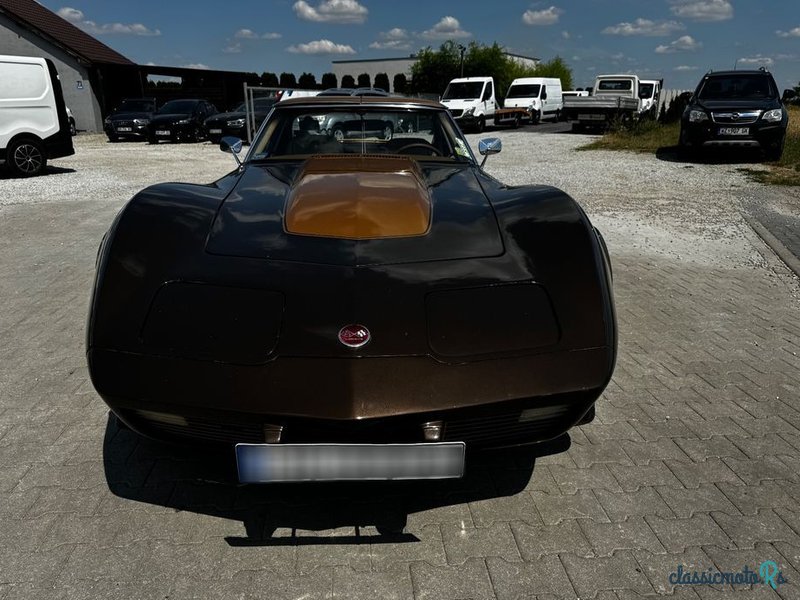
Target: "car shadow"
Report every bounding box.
[101,413,570,545]
[655,144,765,165]
[0,165,76,180]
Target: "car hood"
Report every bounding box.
[151,113,192,123]
[207,111,246,122]
[695,98,780,111]
[109,111,152,120]
[206,155,503,266]
[440,99,481,110]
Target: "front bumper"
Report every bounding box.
[682,120,785,150]
[89,347,610,448]
[148,122,197,141]
[105,122,148,139]
[205,123,246,143]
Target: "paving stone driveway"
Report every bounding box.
[1,136,799,599]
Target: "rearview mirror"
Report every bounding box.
[478,137,502,167]
[220,136,243,166]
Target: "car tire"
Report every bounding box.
[107,134,119,143]
[475,116,485,133]
[512,114,521,128]
[571,122,584,133]
[69,118,76,136]
[147,135,157,145]
[765,135,785,162]
[333,127,345,142]
[530,111,541,125]
[6,137,47,177]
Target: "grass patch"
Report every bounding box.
[578,106,800,186]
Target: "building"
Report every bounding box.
[332,52,540,93]
[0,0,259,132]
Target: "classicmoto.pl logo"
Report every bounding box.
[668,561,788,590]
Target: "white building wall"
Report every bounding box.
[0,13,103,131]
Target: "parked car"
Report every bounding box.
[440,76,496,132]
[316,88,390,97]
[0,54,74,177]
[66,107,76,136]
[147,99,217,144]
[103,98,156,142]
[204,97,276,144]
[680,68,790,161]
[87,95,617,487]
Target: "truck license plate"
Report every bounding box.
[718,127,749,136]
[155,130,170,136]
[578,114,605,121]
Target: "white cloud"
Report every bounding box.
[369,28,411,50]
[602,18,685,36]
[738,56,774,67]
[561,30,570,39]
[223,43,242,54]
[655,35,702,53]
[287,39,356,54]
[182,63,209,70]
[522,6,562,26]
[669,0,733,22]
[235,28,282,40]
[674,65,699,71]
[57,7,160,36]
[421,16,471,40]
[293,0,367,24]
[777,27,800,38]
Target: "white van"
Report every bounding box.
[0,55,74,176]
[504,77,563,124]
[440,76,496,132]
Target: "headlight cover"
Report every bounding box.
[133,118,150,126]
[762,109,783,122]
[227,118,246,127]
[463,107,475,117]
[689,110,709,123]
[176,119,191,125]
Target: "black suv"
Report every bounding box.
[680,69,790,160]
[104,98,156,142]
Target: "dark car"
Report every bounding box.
[147,99,217,144]
[203,97,277,144]
[103,98,156,142]
[679,68,790,160]
[87,96,616,485]
[317,87,390,97]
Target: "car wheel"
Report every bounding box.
[147,135,157,145]
[513,114,521,129]
[571,122,584,133]
[69,118,76,136]
[7,138,46,177]
[475,116,485,133]
[530,111,541,125]
[382,122,393,140]
[765,135,785,162]
[333,127,345,142]
[107,134,119,143]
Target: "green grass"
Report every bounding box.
[578,106,800,186]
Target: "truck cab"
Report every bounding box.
[638,79,663,118]
[440,76,496,132]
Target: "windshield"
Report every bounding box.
[231,98,276,113]
[598,80,632,91]
[506,84,541,99]
[442,82,484,100]
[698,75,776,100]
[157,100,198,114]
[250,106,474,163]
[119,99,155,112]
[638,84,654,99]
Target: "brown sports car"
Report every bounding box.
[87,96,616,483]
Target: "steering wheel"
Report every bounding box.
[396,142,442,156]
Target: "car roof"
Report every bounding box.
[704,70,771,77]
[277,96,443,108]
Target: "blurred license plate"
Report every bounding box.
[719,127,749,135]
[155,130,170,136]
[209,128,222,134]
[236,442,465,483]
[117,127,132,132]
[578,114,605,120]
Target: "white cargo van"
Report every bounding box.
[0,55,74,176]
[440,76,496,132]
[504,77,563,124]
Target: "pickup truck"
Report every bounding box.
[562,74,649,130]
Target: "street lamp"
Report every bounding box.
[458,44,466,78]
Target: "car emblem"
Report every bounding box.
[338,324,370,348]
[731,113,740,121]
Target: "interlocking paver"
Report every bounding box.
[594,487,675,522]
[645,514,734,553]
[609,461,685,492]
[560,551,655,597]
[674,436,749,462]
[440,522,521,565]
[620,437,692,465]
[410,558,495,600]
[717,481,799,516]
[510,520,593,559]
[579,516,666,557]
[332,566,414,600]
[633,546,714,594]
[665,458,744,489]
[712,509,800,549]
[468,492,541,527]
[531,490,610,525]
[486,556,577,600]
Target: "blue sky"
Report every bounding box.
[38,0,800,90]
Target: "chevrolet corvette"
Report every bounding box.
[87,96,616,483]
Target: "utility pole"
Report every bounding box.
[458,44,466,78]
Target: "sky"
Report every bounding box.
[36,0,800,91]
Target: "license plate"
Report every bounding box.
[116,126,132,132]
[719,127,749,136]
[155,130,171,136]
[578,114,605,120]
[236,442,465,483]
[209,128,222,134]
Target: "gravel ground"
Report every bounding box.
[0,131,797,282]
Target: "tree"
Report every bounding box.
[279,72,297,88]
[321,72,337,89]
[533,56,573,91]
[298,72,317,89]
[393,73,408,94]
[374,72,390,92]
[357,73,371,88]
[341,74,355,88]
[260,72,279,87]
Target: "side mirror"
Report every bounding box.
[220,136,243,166]
[478,137,502,167]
